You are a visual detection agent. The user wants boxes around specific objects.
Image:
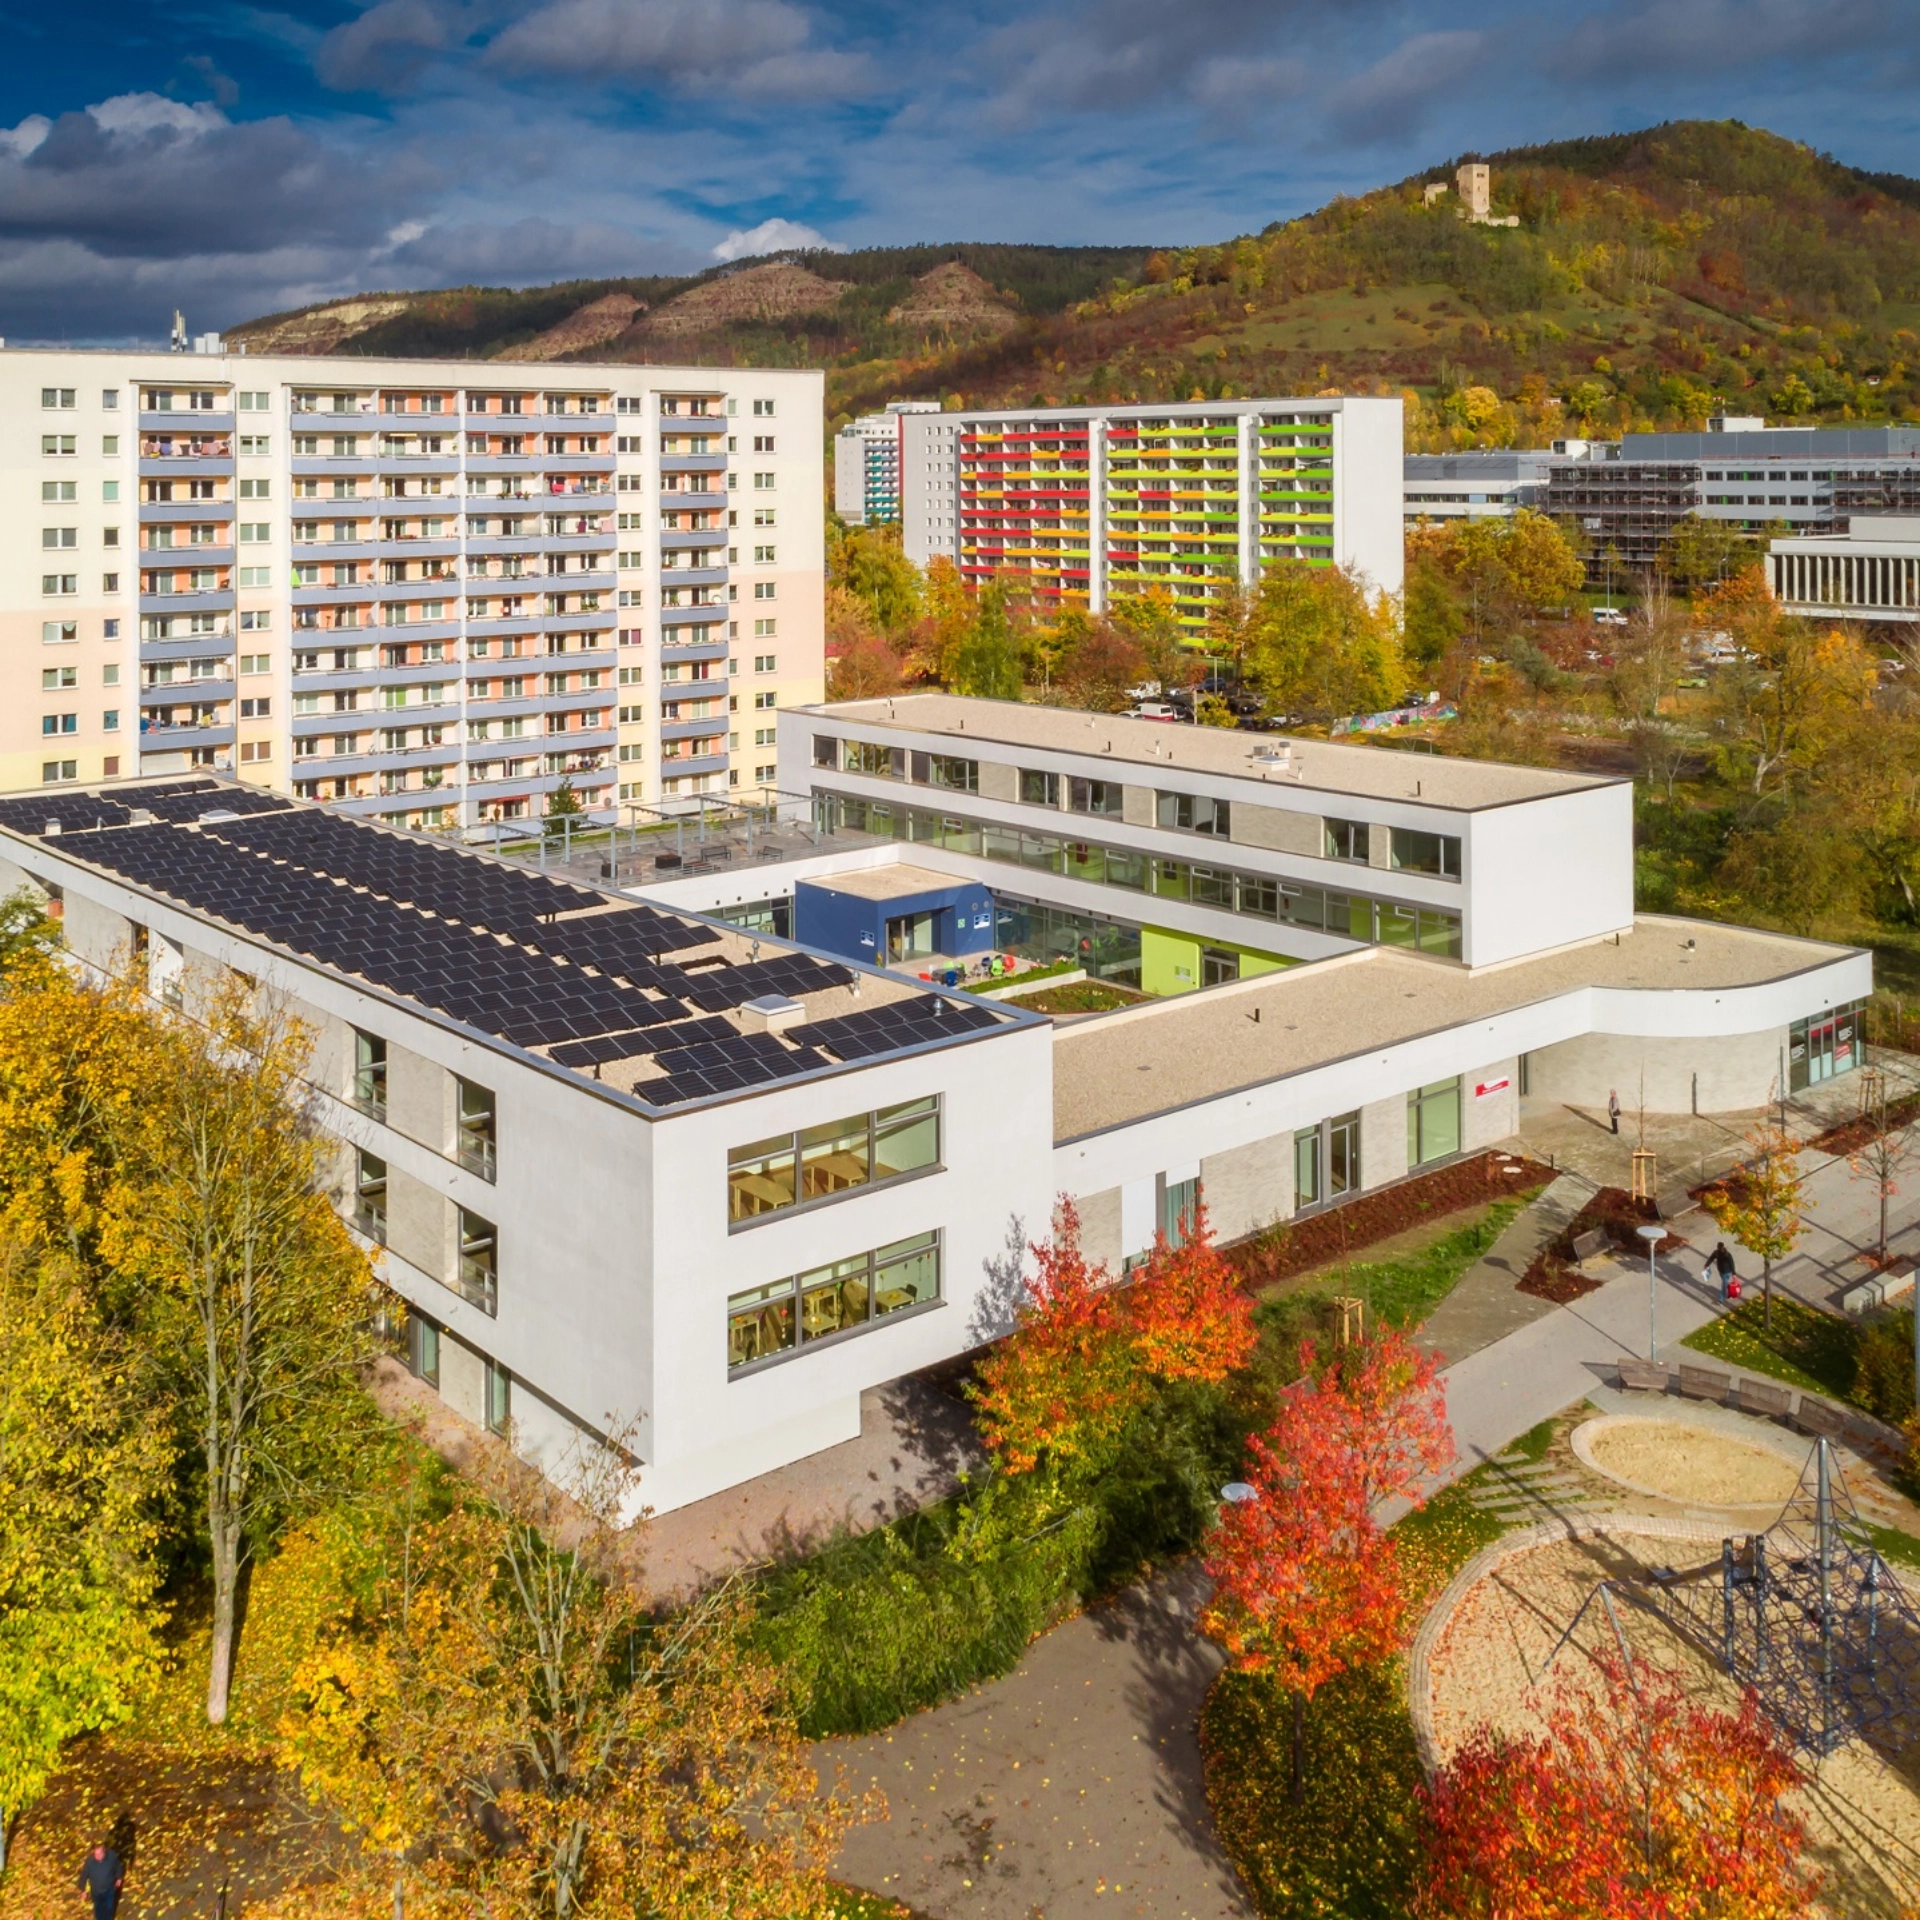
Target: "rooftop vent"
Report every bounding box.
[197,809,241,824]
[129,808,158,826]
[740,994,805,1035]
[42,819,60,837]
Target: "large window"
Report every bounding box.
[1295,1110,1359,1210]
[1068,776,1124,815]
[1019,768,1059,807]
[457,1077,497,1181]
[354,1149,388,1244]
[913,751,978,793]
[1325,818,1370,862]
[1390,828,1461,880]
[484,1359,511,1435]
[352,1029,387,1119]
[728,1096,941,1226]
[1407,1078,1462,1167]
[1789,1001,1863,1091]
[728,1230,941,1372]
[1156,792,1230,837]
[457,1208,498,1314]
[406,1311,440,1387]
[841,738,905,779]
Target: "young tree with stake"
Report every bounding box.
[1702,1121,1809,1332]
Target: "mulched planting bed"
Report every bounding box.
[1519,1185,1684,1303]
[1810,1092,1920,1156]
[1228,1150,1554,1291]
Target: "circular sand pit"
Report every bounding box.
[1572,1414,1804,1509]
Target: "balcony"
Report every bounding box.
[659,487,727,512]
[141,678,234,705]
[138,588,235,616]
[661,525,728,551]
[140,411,234,433]
[138,719,235,750]
[658,564,727,590]
[657,451,728,475]
[139,499,233,523]
[140,632,236,662]
[657,750,729,778]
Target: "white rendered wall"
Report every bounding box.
[1331,396,1406,598]
[1463,780,1633,967]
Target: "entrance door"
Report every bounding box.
[886,912,934,963]
[1806,1014,1837,1084]
[1201,946,1239,988]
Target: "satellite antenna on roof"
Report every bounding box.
[171,309,188,353]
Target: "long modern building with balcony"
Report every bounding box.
[0,348,824,827]
[899,397,1404,628]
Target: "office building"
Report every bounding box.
[1404,450,1563,523]
[1545,419,1920,571]
[833,401,941,526]
[1,347,825,828]
[0,698,1868,1507]
[1769,515,1920,624]
[899,397,1405,628]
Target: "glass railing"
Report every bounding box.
[456,1256,498,1315]
[458,1133,497,1182]
[352,1200,388,1245]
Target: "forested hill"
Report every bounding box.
[231,122,1920,442]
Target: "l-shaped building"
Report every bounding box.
[0,699,1870,1512]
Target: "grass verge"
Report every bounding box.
[1274,1199,1525,1331]
[1681,1296,1857,1402]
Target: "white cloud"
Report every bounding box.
[0,115,50,159]
[88,93,228,140]
[712,216,844,261]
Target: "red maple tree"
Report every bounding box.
[1201,1324,1453,1797]
[1418,1652,1817,1920]
[969,1199,1146,1478]
[1126,1198,1258,1385]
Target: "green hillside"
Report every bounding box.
[230,122,1920,441]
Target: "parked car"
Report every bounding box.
[1593,607,1629,628]
[1127,701,1178,721]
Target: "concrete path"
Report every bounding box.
[826,1565,1249,1920]
[1414,1172,1591,1365]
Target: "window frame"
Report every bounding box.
[727,1229,942,1374]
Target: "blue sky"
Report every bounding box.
[3,0,1919,340]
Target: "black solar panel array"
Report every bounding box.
[10,779,1009,1106]
[789,996,1004,1060]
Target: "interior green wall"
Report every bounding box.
[1140,926,1294,997]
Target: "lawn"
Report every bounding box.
[1283,1199,1525,1331]
[1681,1296,1859,1402]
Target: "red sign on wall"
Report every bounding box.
[1474,1076,1511,1100]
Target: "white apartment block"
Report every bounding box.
[833,400,941,526]
[898,397,1405,627]
[1,349,825,829]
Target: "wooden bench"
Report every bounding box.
[1736,1377,1793,1420]
[1793,1397,1847,1439]
[1571,1227,1609,1263]
[1655,1187,1695,1221]
[1617,1358,1671,1393]
[1678,1363,1732,1403]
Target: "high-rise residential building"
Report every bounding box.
[0,348,824,825]
[899,397,1404,629]
[1544,418,1920,571]
[833,400,941,526]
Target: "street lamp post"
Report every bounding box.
[1636,1224,1665,1362]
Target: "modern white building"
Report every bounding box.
[898,397,1405,628]
[1768,515,1920,625]
[833,401,941,526]
[0,346,825,829]
[0,703,1868,1508]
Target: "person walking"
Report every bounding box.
[1607,1089,1621,1135]
[76,1841,123,1920]
[1709,1240,1736,1300]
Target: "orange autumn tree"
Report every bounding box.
[970,1197,1257,1480]
[1417,1653,1817,1920]
[1202,1326,1452,1800]
[1127,1198,1258,1384]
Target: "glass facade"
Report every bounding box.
[1788,1001,1864,1092]
[994,897,1143,984]
[1295,1110,1360,1211]
[728,1230,942,1372]
[815,792,1462,959]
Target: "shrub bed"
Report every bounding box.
[1228,1153,1552,1291]
[1518,1186,1682,1303]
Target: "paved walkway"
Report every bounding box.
[825,1564,1249,1920]
[1414,1172,1589,1365]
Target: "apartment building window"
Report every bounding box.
[354,1150,388,1243]
[1068,777,1124,816]
[42,529,75,550]
[753,690,777,710]
[102,390,119,410]
[752,399,775,416]
[1407,1078,1462,1167]
[240,653,270,675]
[753,545,776,564]
[752,435,775,453]
[483,1358,511,1433]
[458,1210,499,1316]
[239,435,271,456]
[352,1030,388,1120]
[1325,818,1370,862]
[43,574,77,597]
[42,760,77,784]
[1157,792,1230,837]
[43,436,75,456]
[239,479,271,499]
[1390,828,1462,880]
[239,741,270,764]
[728,1095,941,1226]
[238,392,269,412]
[42,622,76,645]
[753,472,774,490]
[752,582,776,601]
[42,666,76,691]
[728,1230,941,1371]
[41,715,77,736]
[102,711,120,733]
[754,651,776,671]
[42,481,75,503]
[240,609,272,632]
[41,388,75,409]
